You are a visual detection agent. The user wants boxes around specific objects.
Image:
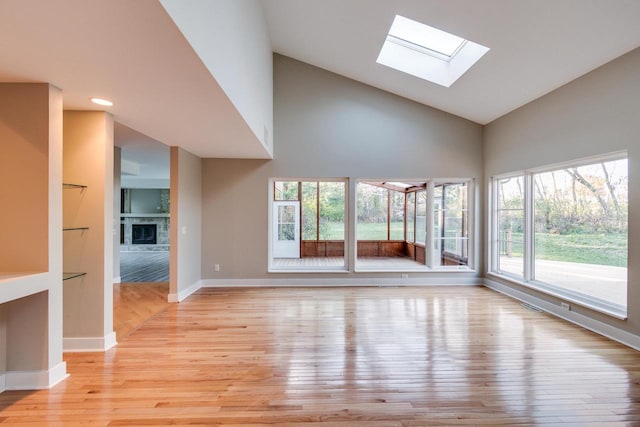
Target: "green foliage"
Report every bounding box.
[502,232,627,267]
[299,181,345,240]
[275,181,298,201]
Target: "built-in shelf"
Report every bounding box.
[63,227,89,231]
[63,272,86,281]
[62,183,87,189]
[0,272,49,305]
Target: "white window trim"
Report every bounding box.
[488,151,628,319]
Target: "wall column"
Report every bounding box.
[63,111,115,351]
[0,83,67,391]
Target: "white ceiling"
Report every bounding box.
[1,0,639,162]
[0,0,267,159]
[261,0,640,124]
[115,123,169,187]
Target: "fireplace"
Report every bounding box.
[132,224,157,245]
[121,215,169,251]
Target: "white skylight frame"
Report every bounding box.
[377,15,490,87]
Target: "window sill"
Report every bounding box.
[486,272,628,320]
[268,268,349,274]
[354,265,475,273]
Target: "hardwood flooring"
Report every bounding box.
[120,251,169,283]
[2,286,640,426]
[113,281,169,339]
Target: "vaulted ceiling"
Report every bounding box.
[262,0,640,124]
[1,0,639,161]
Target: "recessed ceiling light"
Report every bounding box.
[90,97,113,106]
[377,15,489,87]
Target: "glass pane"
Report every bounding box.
[357,183,388,240]
[498,176,524,210]
[497,210,524,277]
[444,183,467,215]
[406,192,415,243]
[533,159,628,307]
[319,182,345,240]
[279,205,295,223]
[275,181,299,201]
[278,223,295,241]
[442,237,467,258]
[415,191,426,244]
[435,183,468,266]
[301,182,317,240]
[390,191,405,240]
[496,176,524,277]
[433,186,442,252]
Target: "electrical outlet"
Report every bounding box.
[401,273,409,279]
[214,264,220,272]
[561,302,570,310]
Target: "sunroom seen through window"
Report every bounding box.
[271,179,347,270]
[355,180,471,270]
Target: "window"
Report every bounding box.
[490,153,628,317]
[495,176,525,278]
[433,183,469,267]
[415,191,427,245]
[406,192,415,243]
[355,179,473,271]
[356,183,389,240]
[270,179,347,272]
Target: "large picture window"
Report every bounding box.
[490,153,628,316]
[270,179,347,271]
[270,178,475,273]
[355,179,473,271]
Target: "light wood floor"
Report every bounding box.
[113,281,169,339]
[2,286,640,426]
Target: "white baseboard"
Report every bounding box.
[2,361,68,391]
[63,331,117,352]
[484,278,640,351]
[201,277,482,288]
[168,280,202,303]
[104,331,117,350]
[113,276,121,284]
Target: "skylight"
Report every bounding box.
[377,15,489,87]
[387,15,466,60]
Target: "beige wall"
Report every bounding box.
[170,147,202,300]
[63,111,114,344]
[0,84,50,272]
[201,55,484,281]
[6,292,48,371]
[484,48,640,335]
[0,83,65,386]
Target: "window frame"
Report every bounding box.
[354,178,475,272]
[488,151,628,319]
[268,177,349,273]
[428,179,475,270]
